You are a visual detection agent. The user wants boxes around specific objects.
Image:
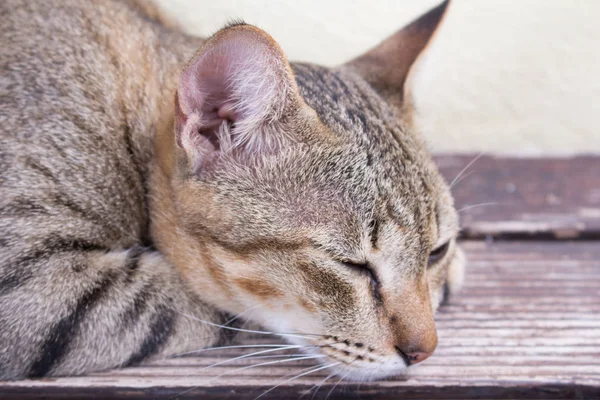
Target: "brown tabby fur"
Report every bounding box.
[0,0,465,380]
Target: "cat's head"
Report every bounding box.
[154,0,465,380]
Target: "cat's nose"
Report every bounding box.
[395,347,434,365]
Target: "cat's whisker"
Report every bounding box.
[305,369,338,400]
[222,305,258,326]
[242,353,323,361]
[178,342,342,360]
[325,364,355,400]
[449,152,484,189]
[194,345,309,372]
[356,369,366,395]
[173,308,321,340]
[254,362,341,400]
[223,363,321,397]
[211,355,327,381]
[449,169,475,190]
[168,355,322,400]
[172,343,302,358]
[457,202,499,213]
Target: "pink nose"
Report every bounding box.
[404,351,433,365]
[396,347,434,366]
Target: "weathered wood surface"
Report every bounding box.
[1,241,598,399]
[435,155,600,239]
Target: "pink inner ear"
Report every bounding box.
[217,103,238,121]
[176,50,242,158]
[178,41,267,126]
[178,33,293,128]
[175,28,295,167]
[179,50,235,123]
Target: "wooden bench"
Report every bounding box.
[1,155,599,399]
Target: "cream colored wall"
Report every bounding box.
[155,0,600,155]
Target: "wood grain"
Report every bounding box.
[1,241,598,399]
[435,155,600,239]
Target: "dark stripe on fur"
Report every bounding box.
[0,270,33,298]
[0,238,107,297]
[0,249,44,297]
[0,247,52,297]
[369,218,380,250]
[27,271,117,378]
[47,236,107,254]
[52,192,105,227]
[123,303,175,367]
[122,118,151,245]
[124,245,148,281]
[0,197,48,217]
[15,158,121,234]
[121,281,154,328]
[25,158,60,184]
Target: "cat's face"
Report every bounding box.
[157,1,465,381]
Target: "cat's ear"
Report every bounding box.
[345,0,450,110]
[175,23,299,170]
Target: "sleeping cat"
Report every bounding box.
[0,0,465,380]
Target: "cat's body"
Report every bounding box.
[0,0,223,379]
[0,0,465,381]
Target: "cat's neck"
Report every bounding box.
[142,24,237,308]
[110,24,203,162]
[98,6,230,303]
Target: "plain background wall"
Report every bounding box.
[155,0,600,155]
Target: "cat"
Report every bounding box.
[0,0,465,380]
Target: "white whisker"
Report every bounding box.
[306,369,338,400]
[325,366,354,400]
[174,309,320,340]
[167,352,318,400]
[172,344,299,358]
[449,169,474,190]
[234,364,324,394]
[195,345,307,372]
[457,202,499,213]
[222,305,258,326]
[212,355,326,381]
[243,353,323,361]
[449,152,483,189]
[254,362,341,400]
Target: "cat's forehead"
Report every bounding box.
[292,63,395,137]
[291,63,439,222]
[205,63,445,248]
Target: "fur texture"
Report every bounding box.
[0,0,464,380]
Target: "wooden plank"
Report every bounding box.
[435,155,600,239]
[1,241,598,399]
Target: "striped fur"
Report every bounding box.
[0,0,228,379]
[1,0,465,381]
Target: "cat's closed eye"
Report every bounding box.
[341,260,378,284]
[340,260,383,304]
[428,241,450,267]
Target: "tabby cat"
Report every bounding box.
[0,0,465,380]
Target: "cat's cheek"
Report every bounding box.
[229,280,323,337]
[447,245,466,294]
